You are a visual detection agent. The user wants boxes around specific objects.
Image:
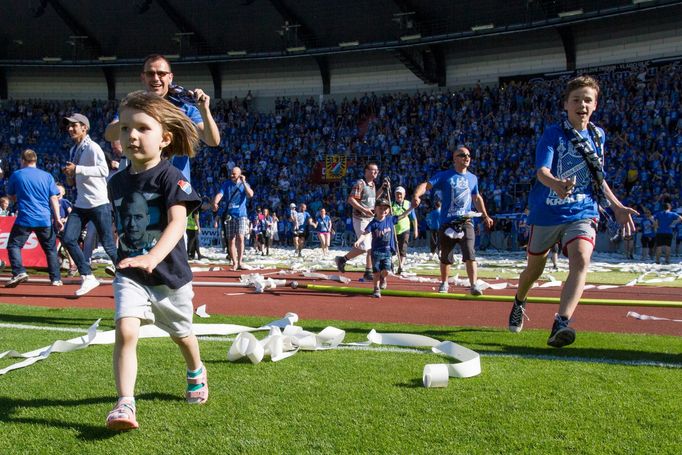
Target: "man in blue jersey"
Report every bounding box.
[212,167,253,271]
[507,76,637,348]
[105,54,220,181]
[412,146,494,296]
[653,203,682,264]
[5,149,63,288]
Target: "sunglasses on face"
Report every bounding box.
[456,154,471,158]
[143,70,170,78]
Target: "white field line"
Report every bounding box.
[0,323,90,333]
[3,323,680,369]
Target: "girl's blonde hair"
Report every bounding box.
[119,90,199,158]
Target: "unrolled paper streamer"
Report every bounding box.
[302,271,351,284]
[1,314,293,375]
[2,311,480,388]
[367,330,481,387]
[626,311,682,322]
[1,319,101,375]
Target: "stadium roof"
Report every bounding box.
[1,0,681,67]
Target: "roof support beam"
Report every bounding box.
[155,0,213,54]
[316,57,330,95]
[0,69,7,100]
[268,0,329,94]
[208,63,222,99]
[103,67,115,100]
[557,26,576,71]
[45,0,102,57]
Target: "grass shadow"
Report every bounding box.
[0,392,179,441]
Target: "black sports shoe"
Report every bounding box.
[5,272,29,288]
[547,314,576,348]
[363,271,374,281]
[508,296,528,333]
[334,256,347,273]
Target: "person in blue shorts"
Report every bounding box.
[354,198,414,298]
[653,203,682,264]
[507,75,637,348]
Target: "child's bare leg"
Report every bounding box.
[113,317,141,398]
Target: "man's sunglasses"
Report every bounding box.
[143,70,171,78]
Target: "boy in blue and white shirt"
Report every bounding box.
[507,76,638,348]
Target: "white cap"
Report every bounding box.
[290,203,296,208]
[395,186,406,194]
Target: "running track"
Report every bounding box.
[1,269,680,337]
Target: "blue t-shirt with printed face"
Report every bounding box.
[654,210,679,234]
[527,124,604,226]
[363,215,398,253]
[7,167,59,228]
[218,180,248,218]
[428,169,478,225]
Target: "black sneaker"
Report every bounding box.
[547,314,576,348]
[334,256,347,273]
[396,267,403,276]
[508,296,529,333]
[372,288,381,298]
[5,272,29,288]
[363,271,374,281]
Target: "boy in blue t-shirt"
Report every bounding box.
[507,76,638,348]
[354,198,413,298]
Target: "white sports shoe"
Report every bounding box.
[75,275,100,296]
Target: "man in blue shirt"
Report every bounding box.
[413,146,494,296]
[105,54,220,181]
[5,149,63,288]
[212,166,253,271]
[507,76,637,348]
[653,203,682,264]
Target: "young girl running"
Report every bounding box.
[310,207,333,255]
[105,91,206,431]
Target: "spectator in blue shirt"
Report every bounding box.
[5,149,63,287]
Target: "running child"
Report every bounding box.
[354,197,414,298]
[507,76,637,348]
[309,207,333,256]
[105,91,206,431]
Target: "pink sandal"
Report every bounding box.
[186,366,208,404]
[106,400,139,431]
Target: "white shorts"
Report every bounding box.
[353,216,373,251]
[113,275,195,338]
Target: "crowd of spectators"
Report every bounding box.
[0,59,680,242]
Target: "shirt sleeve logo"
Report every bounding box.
[178,180,192,195]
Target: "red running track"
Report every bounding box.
[1,269,681,336]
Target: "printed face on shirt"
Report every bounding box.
[121,192,150,245]
[141,58,173,97]
[67,121,88,143]
[564,87,598,128]
[119,108,171,172]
